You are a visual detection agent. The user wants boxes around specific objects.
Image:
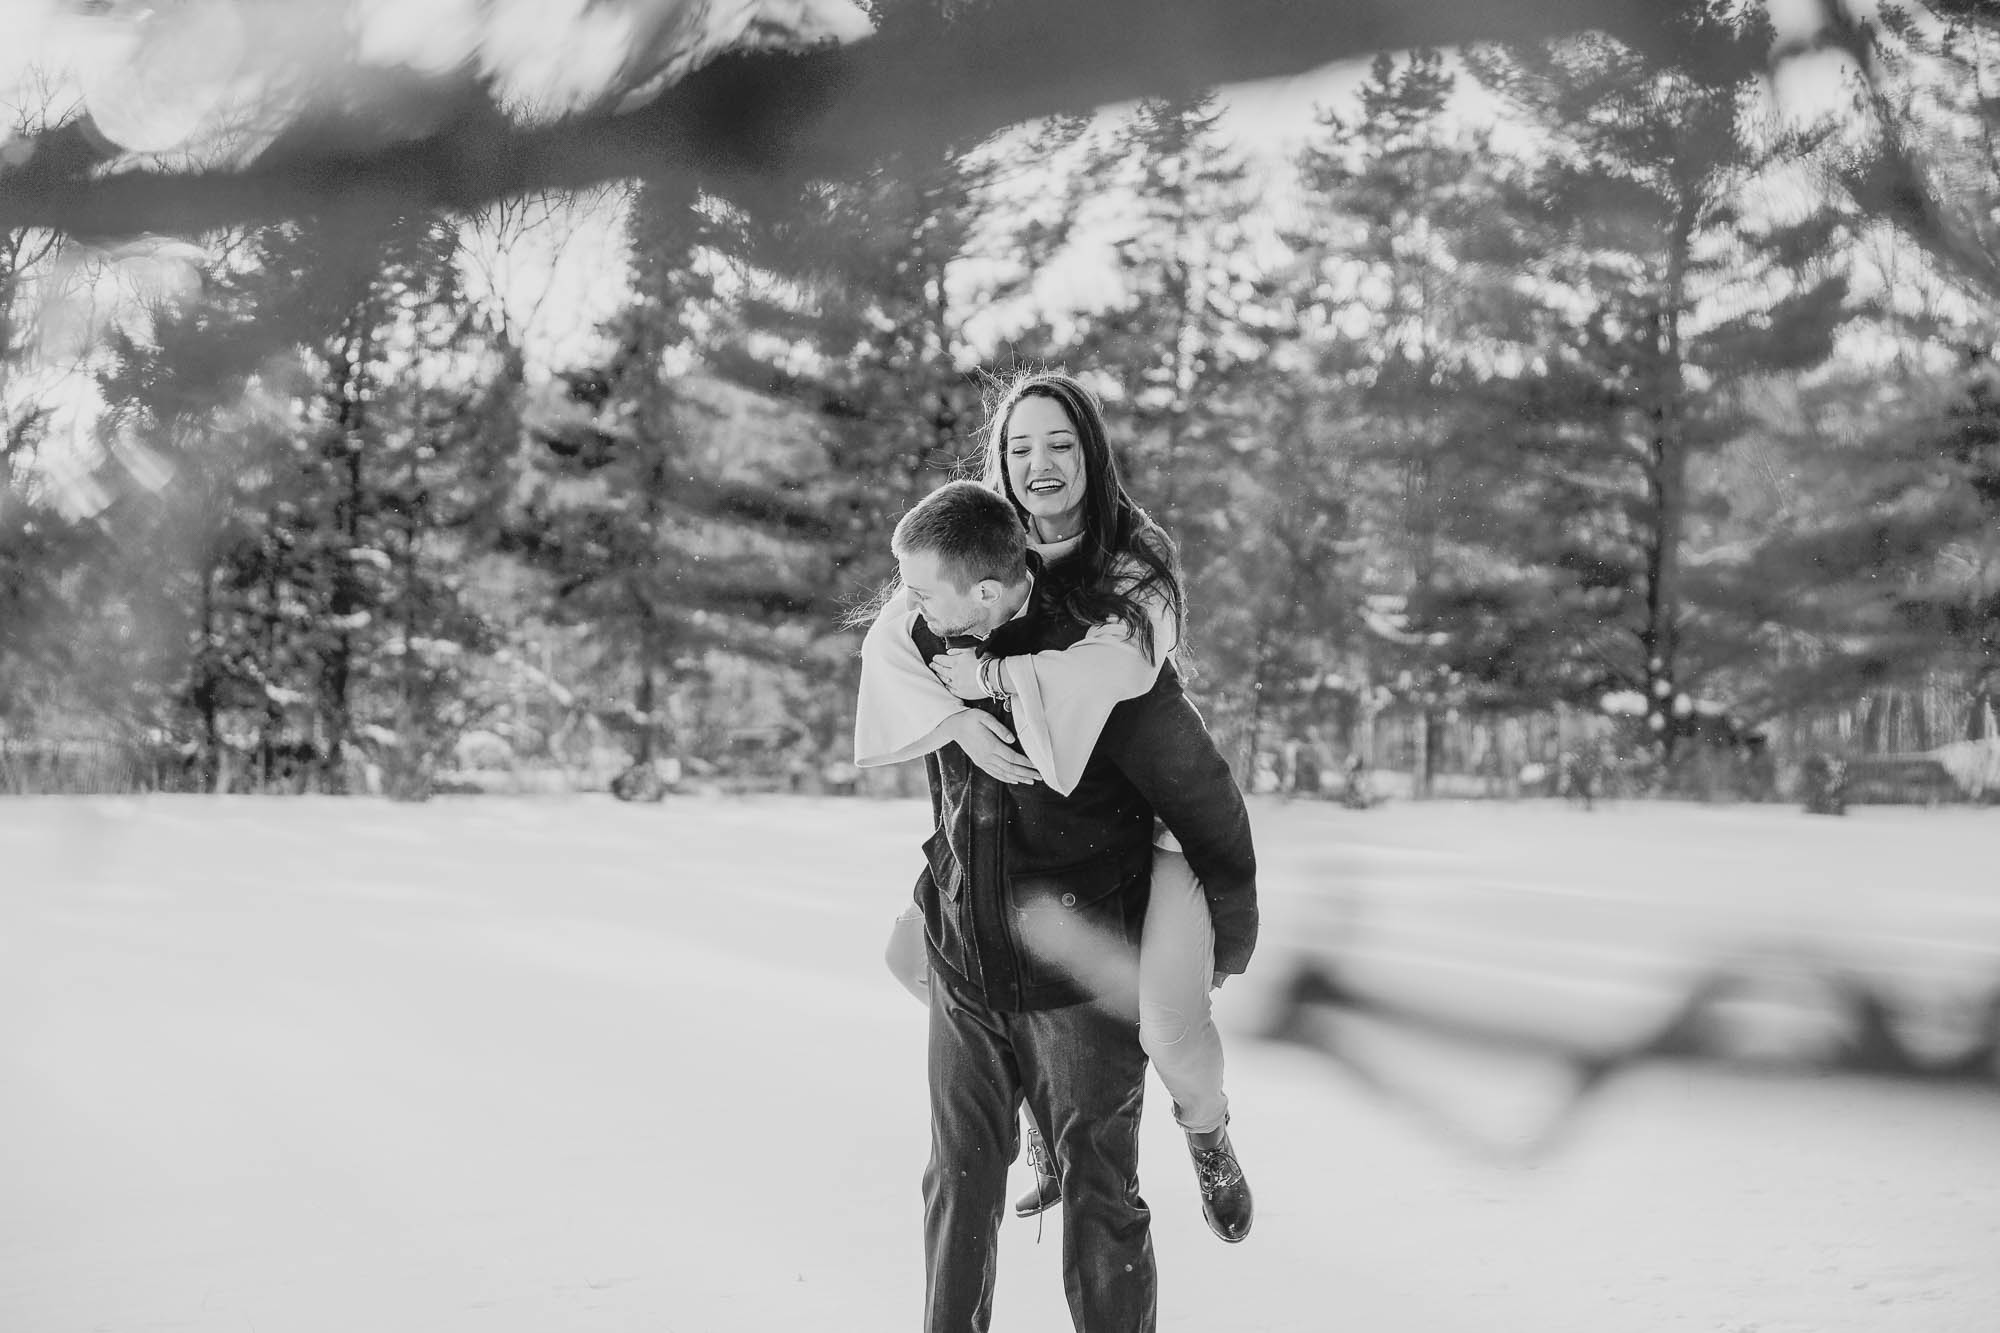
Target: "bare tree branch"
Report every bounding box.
[458,182,631,348]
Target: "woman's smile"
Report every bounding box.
[1005,395,1087,542]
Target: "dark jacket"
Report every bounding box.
[911,574,1258,1013]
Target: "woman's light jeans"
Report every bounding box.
[885,845,1228,1134]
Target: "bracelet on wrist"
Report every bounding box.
[980,656,1010,705]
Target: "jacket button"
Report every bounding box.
[1061,893,1077,907]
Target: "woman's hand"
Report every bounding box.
[929,647,992,701]
[942,709,1042,786]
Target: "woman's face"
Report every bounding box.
[1003,394,1088,542]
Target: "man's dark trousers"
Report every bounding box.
[924,975,1155,1333]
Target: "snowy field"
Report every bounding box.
[3,794,1998,1333]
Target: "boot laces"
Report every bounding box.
[1191,1143,1243,1196]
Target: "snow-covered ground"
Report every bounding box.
[3,794,1997,1332]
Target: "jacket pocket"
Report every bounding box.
[918,827,968,979]
[1007,853,1144,993]
[922,827,962,903]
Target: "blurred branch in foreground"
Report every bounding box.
[1263,950,2000,1161]
[0,0,1861,241]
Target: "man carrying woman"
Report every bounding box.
[855,372,1260,1332]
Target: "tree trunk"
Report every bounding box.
[259,554,282,792]
[1158,191,1194,527]
[197,566,221,791]
[1860,694,1887,754]
[1243,621,1274,789]
[1419,706,1444,798]
[389,443,427,801]
[1641,203,1699,765]
[320,329,368,796]
[635,656,657,765]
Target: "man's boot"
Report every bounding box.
[1013,1120,1061,1219]
[1186,1120,1252,1242]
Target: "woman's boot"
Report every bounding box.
[1013,1118,1061,1218]
[1185,1119,1253,1242]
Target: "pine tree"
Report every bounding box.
[1842,3,2000,309]
[1076,95,1270,572]
[1068,93,1296,767]
[711,114,1093,571]
[519,178,833,779]
[0,86,88,733]
[1745,357,2000,727]
[704,14,1094,758]
[97,211,513,793]
[0,394,83,728]
[1773,4,2000,739]
[1285,51,1544,787]
[1191,373,1364,778]
[1449,6,1853,765]
[360,253,517,798]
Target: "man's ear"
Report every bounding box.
[971,578,1002,605]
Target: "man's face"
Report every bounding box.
[898,549,994,640]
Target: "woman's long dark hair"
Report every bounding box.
[975,371,1186,664]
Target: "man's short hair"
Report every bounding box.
[892,481,1028,590]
